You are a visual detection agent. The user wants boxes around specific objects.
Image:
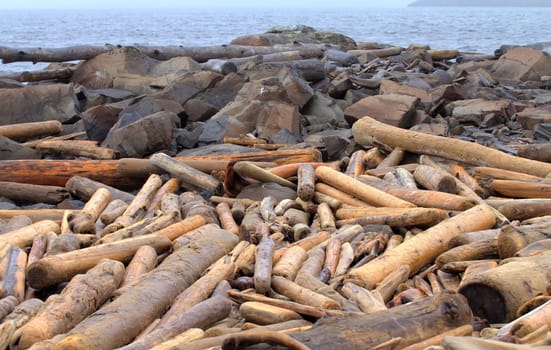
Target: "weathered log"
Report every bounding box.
[120,245,157,287]
[341,282,387,313]
[0,295,19,321]
[34,140,117,160]
[144,179,180,218]
[222,330,310,350]
[0,120,62,141]
[53,227,238,350]
[158,262,234,328]
[459,252,551,323]
[271,276,341,310]
[0,220,60,248]
[487,199,551,221]
[268,291,473,349]
[68,188,111,234]
[0,149,321,190]
[239,301,303,325]
[473,166,549,183]
[0,245,27,302]
[102,174,162,234]
[234,161,297,190]
[315,183,373,207]
[151,153,222,195]
[490,179,551,199]
[335,207,449,227]
[26,234,171,289]
[149,328,204,350]
[436,239,499,268]
[100,199,129,225]
[272,246,307,280]
[119,281,233,350]
[352,115,551,178]
[344,150,366,177]
[514,143,551,163]
[14,259,124,350]
[0,66,76,83]
[153,215,207,241]
[414,164,458,193]
[497,224,551,258]
[98,212,179,243]
[449,163,486,197]
[375,264,411,303]
[296,164,315,201]
[347,205,497,289]
[316,166,415,208]
[495,299,551,339]
[376,147,404,169]
[358,175,475,211]
[1,181,69,205]
[66,176,135,203]
[254,234,275,295]
[0,43,328,63]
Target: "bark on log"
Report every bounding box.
[352,115,551,178]
[14,259,125,350]
[346,205,497,289]
[0,120,62,142]
[275,291,473,350]
[459,251,551,323]
[53,227,238,350]
[0,182,69,205]
[0,44,328,63]
[26,234,171,289]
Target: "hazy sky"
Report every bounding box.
[0,0,412,9]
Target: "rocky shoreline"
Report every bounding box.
[0,26,550,349]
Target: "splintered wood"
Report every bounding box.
[0,125,551,349]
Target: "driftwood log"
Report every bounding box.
[352,115,551,178]
[240,292,472,350]
[0,43,329,63]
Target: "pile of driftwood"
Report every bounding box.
[0,116,550,350]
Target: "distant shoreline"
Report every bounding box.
[409,0,551,6]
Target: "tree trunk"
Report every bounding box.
[53,227,238,350]
[346,205,497,289]
[458,251,551,323]
[352,115,551,178]
[0,182,69,205]
[26,234,171,289]
[0,43,328,63]
[0,120,62,142]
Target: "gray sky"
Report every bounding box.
[0,0,412,9]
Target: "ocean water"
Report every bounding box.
[1,6,550,72]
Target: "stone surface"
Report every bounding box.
[304,129,354,161]
[380,79,432,105]
[492,47,551,84]
[102,111,180,157]
[446,98,515,125]
[230,25,356,51]
[0,136,41,160]
[302,91,345,128]
[154,71,223,105]
[516,105,551,130]
[344,93,419,128]
[81,104,124,142]
[0,84,79,125]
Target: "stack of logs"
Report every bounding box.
[0,117,550,350]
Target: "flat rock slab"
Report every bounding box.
[492,47,551,84]
[0,84,79,125]
[344,93,419,128]
[516,105,551,130]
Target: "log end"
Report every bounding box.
[26,261,56,290]
[68,213,96,234]
[458,282,506,323]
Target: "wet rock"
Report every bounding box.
[344,93,419,128]
[230,25,356,51]
[0,84,79,125]
[102,110,180,158]
[492,47,551,85]
[0,135,41,160]
[445,98,515,125]
[516,105,551,130]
